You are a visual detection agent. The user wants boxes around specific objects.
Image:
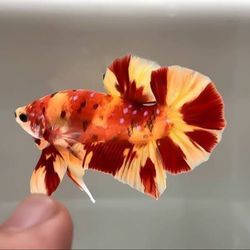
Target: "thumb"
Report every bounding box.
[0,194,73,249]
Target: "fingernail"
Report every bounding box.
[2,194,60,232]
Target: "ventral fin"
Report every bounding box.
[82,140,167,199]
[103,55,160,104]
[67,169,95,203]
[30,145,67,195]
[57,145,96,203]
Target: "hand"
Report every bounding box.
[0,194,73,249]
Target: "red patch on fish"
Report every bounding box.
[84,140,134,176]
[150,67,168,105]
[140,158,158,198]
[186,130,218,153]
[109,55,150,104]
[157,136,191,174]
[35,145,61,195]
[181,83,225,130]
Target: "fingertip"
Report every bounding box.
[51,199,74,248]
[1,194,73,249]
[2,194,60,231]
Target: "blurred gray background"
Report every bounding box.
[0,2,249,249]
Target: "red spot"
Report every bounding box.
[186,130,217,153]
[84,140,134,176]
[35,145,61,195]
[157,136,191,174]
[181,83,225,130]
[109,55,150,104]
[60,110,66,118]
[82,120,90,131]
[77,101,86,113]
[92,134,98,141]
[43,129,51,141]
[34,138,41,145]
[93,103,99,109]
[150,67,168,105]
[81,101,86,107]
[140,158,158,198]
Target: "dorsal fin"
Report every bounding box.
[150,67,168,105]
[103,54,160,104]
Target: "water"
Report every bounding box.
[0,5,249,248]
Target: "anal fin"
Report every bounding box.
[82,140,167,199]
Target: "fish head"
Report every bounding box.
[15,100,46,139]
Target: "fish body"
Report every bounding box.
[15,55,226,202]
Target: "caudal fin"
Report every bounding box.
[97,55,225,199]
[150,66,226,174]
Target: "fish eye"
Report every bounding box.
[19,113,28,122]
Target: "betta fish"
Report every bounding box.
[15,55,226,203]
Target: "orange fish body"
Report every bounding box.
[15,55,226,202]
